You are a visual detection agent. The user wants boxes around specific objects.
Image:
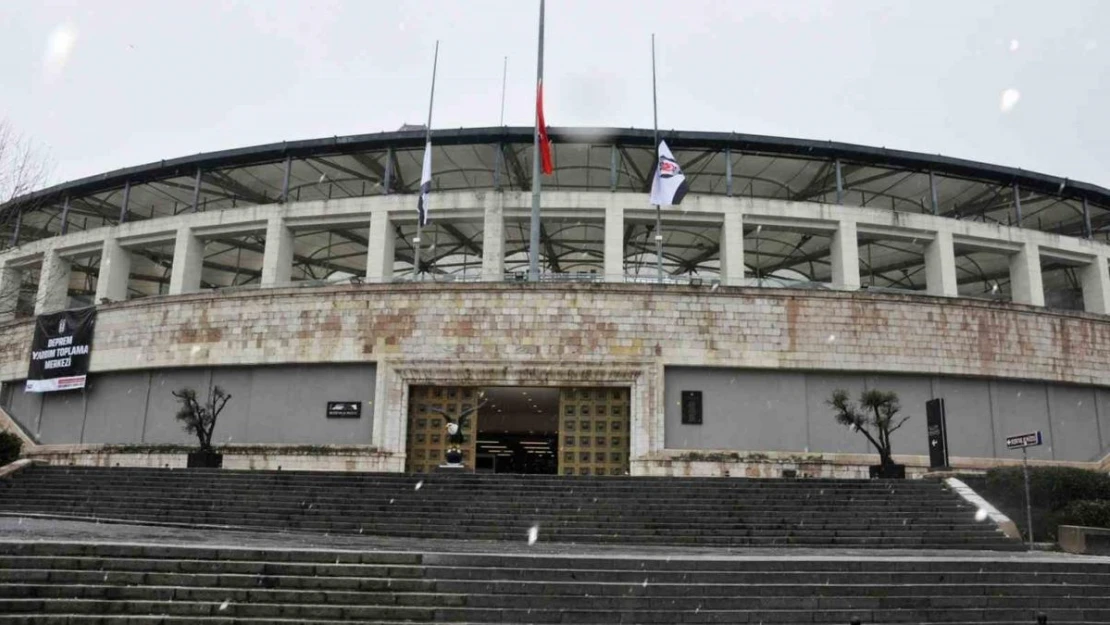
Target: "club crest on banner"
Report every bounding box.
[659,155,682,179]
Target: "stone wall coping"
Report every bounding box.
[945,477,1022,540]
[7,279,1109,334]
[0,406,36,448]
[0,458,41,479]
[27,443,384,456]
[653,449,1110,471]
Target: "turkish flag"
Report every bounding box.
[536,79,553,175]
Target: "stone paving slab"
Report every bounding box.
[2,516,1106,564]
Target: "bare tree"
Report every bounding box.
[828,389,911,469]
[0,119,53,205]
[0,120,54,315]
[173,386,232,452]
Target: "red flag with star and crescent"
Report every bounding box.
[536,79,554,175]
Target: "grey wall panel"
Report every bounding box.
[1,381,43,438]
[209,368,252,446]
[143,368,212,445]
[931,377,996,459]
[245,365,375,444]
[989,380,1054,461]
[37,390,86,444]
[1048,385,1101,462]
[864,375,935,457]
[804,373,871,455]
[81,372,149,444]
[1097,389,1110,457]
[664,367,807,451]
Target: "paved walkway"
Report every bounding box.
[2,514,1108,564]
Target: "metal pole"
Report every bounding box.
[725,147,733,197]
[414,41,440,282]
[281,155,292,202]
[610,144,618,191]
[192,168,202,212]
[499,56,508,126]
[1023,446,1033,550]
[1013,183,1023,227]
[929,170,939,216]
[119,181,131,224]
[59,197,70,235]
[383,148,393,195]
[528,0,545,281]
[652,33,663,283]
[834,159,844,205]
[494,143,503,191]
[1082,197,1092,239]
[10,208,21,247]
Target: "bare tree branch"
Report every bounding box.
[0,119,53,205]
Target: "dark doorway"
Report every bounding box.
[476,387,558,474]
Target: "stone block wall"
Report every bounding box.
[2,283,1109,472]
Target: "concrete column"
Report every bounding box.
[95,238,132,303]
[830,220,860,290]
[1009,242,1044,306]
[366,210,395,283]
[35,250,71,315]
[261,216,294,287]
[168,228,204,295]
[481,197,504,281]
[604,200,624,281]
[1080,255,1110,315]
[924,230,958,297]
[0,262,22,321]
[719,209,745,286]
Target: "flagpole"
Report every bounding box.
[529,0,545,282]
[415,40,439,282]
[500,56,508,126]
[651,33,663,283]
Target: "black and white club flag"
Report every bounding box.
[649,140,689,206]
[417,141,432,227]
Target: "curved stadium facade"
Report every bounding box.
[1,126,1110,477]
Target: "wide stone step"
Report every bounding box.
[2,557,1099,584]
[0,519,1015,549]
[2,584,1106,613]
[0,506,991,532]
[0,598,1105,623]
[0,484,964,503]
[0,495,972,512]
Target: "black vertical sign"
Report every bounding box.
[26,307,96,393]
[926,398,949,469]
[681,390,703,425]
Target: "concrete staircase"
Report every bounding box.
[0,541,1107,624]
[0,466,1020,550]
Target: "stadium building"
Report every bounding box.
[2,126,1110,477]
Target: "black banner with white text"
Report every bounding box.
[26,307,96,393]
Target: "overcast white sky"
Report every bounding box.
[2,0,1107,187]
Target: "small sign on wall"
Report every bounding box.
[681,390,703,425]
[327,401,362,419]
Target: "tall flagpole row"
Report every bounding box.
[651,34,663,283]
[414,41,439,282]
[529,0,545,282]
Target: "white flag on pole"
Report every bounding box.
[649,140,689,206]
[417,141,432,226]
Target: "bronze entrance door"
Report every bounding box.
[557,387,630,476]
[405,386,479,473]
